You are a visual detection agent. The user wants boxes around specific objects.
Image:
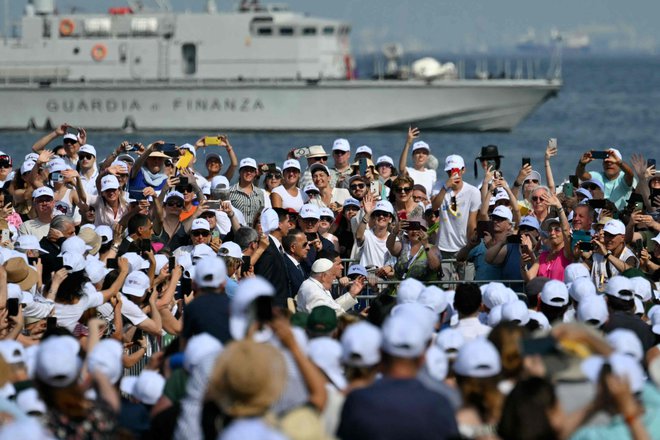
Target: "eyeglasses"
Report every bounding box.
[266,173,282,179]
[373,211,390,218]
[302,218,318,224]
[165,160,173,167]
[181,186,194,193]
[315,156,328,162]
[582,184,599,191]
[547,226,562,233]
[320,216,334,222]
[531,196,544,202]
[79,153,94,161]
[350,184,366,190]
[490,216,508,222]
[35,197,53,204]
[191,230,210,237]
[0,161,11,169]
[301,241,310,247]
[57,154,67,159]
[166,201,183,208]
[525,179,539,184]
[201,212,216,218]
[103,188,118,193]
[395,187,413,193]
[333,150,348,155]
[63,140,76,145]
[413,196,426,202]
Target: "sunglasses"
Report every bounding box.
[266,173,282,179]
[165,160,173,167]
[0,160,11,168]
[350,184,366,190]
[373,211,390,218]
[166,201,183,208]
[178,186,194,193]
[201,212,216,218]
[79,153,94,160]
[57,154,67,159]
[333,150,348,155]
[395,187,413,193]
[525,179,540,184]
[582,184,599,191]
[301,241,310,247]
[191,230,210,237]
[531,196,544,202]
[320,216,334,222]
[302,218,318,224]
[314,157,328,162]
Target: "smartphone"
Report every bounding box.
[493,170,503,180]
[521,336,557,355]
[254,296,273,323]
[178,176,189,186]
[292,147,310,159]
[562,183,574,197]
[107,258,119,270]
[129,189,146,201]
[548,138,557,149]
[577,241,593,252]
[359,158,368,176]
[139,239,152,255]
[405,221,422,231]
[241,256,251,274]
[0,230,10,243]
[55,256,64,269]
[569,175,579,188]
[205,200,221,210]
[132,328,144,344]
[397,210,407,221]
[161,142,176,151]
[204,136,220,146]
[487,159,497,170]
[476,220,493,239]
[522,157,531,168]
[179,278,192,299]
[648,159,656,169]
[27,256,39,265]
[507,234,521,244]
[591,150,609,160]
[634,239,644,255]
[7,298,19,317]
[168,256,176,272]
[652,188,660,204]
[46,316,57,331]
[305,232,318,242]
[634,201,644,212]
[587,199,606,209]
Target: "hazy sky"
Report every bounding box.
[5,0,658,52]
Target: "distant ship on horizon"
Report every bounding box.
[516,28,591,54]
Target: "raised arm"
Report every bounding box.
[576,151,594,182]
[221,136,239,180]
[130,141,162,180]
[355,193,374,244]
[609,149,635,187]
[544,141,557,195]
[386,220,403,257]
[32,123,69,153]
[398,127,419,176]
[630,154,652,210]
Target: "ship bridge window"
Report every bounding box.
[182,43,197,75]
[322,26,335,36]
[279,27,294,36]
[257,27,273,36]
[302,27,316,36]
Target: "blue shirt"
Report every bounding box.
[225,278,238,299]
[468,241,502,281]
[589,170,635,210]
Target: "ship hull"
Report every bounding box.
[0,79,560,132]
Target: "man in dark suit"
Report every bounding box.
[282,229,310,298]
[254,208,292,307]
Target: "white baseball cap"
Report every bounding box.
[61,252,86,273]
[651,232,660,246]
[396,278,425,304]
[299,203,321,219]
[211,175,230,189]
[303,183,320,194]
[194,256,227,289]
[282,159,301,171]
[603,219,625,236]
[418,286,448,314]
[62,133,78,142]
[487,304,503,327]
[568,277,597,303]
[0,340,25,365]
[564,263,591,285]
[20,160,36,175]
[48,158,69,174]
[355,145,373,157]
[346,263,368,278]
[424,345,449,382]
[122,271,150,297]
[35,335,81,387]
[59,236,92,256]
[192,244,216,260]
[260,208,280,234]
[239,157,257,169]
[100,175,120,192]
[122,252,149,273]
[519,216,541,232]
[482,282,509,309]
[340,321,382,367]
[524,170,542,183]
[309,163,330,176]
[307,337,347,390]
[79,144,96,157]
[16,388,46,415]
[95,225,113,245]
[319,207,335,219]
[630,277,652,302]
[540,280,569,307]
[15,235,48,254]
[205,152,223,165]
[575,188,592,200]
[491,206,513,222]
[604,276,634,301]
[164,191,184,203]
[453,338,501,378]
[501,300,530,326]
[412,141,430,153]
[373,200,395,216]
[219,241,242,260]
[444,154,465,171]
[576,294,609,327]
[121,370,166,405]
[390,302,438,334]
[184,333,223,372]
[606,329,644,361]
[375,155,394,167]
[191,218,210,231]
[332,138,350,152]
[382,313,432,358]
[528,311,551,330]
[85,258,111,284]
[343,198,360,209]
[229,276,275,341]
[434,328,465,360]
[179,143,196,158]
[581,353,644,394]
[32,186,54,199]
[87,339,123,384]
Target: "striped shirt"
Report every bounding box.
[229,183,266,226]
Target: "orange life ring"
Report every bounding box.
[59,19,75,36]
[91,44,108,62]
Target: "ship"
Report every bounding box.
[0,0,561,132]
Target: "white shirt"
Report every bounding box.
[455,317,491,341]
[406,167,437,196]
[432,181,481,252]
[295,277,357,316]
[358,228,392,268]
[120,294,148,325]
[18,219,51,240]
[271,185,305,212]
[52,283,104,331]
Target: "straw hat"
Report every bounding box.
[208,340,286,417]
[5,258,38,291]
[78,228,102,256]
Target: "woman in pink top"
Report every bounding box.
[520,193,573,282]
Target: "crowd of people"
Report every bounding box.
[0,123,658,439]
